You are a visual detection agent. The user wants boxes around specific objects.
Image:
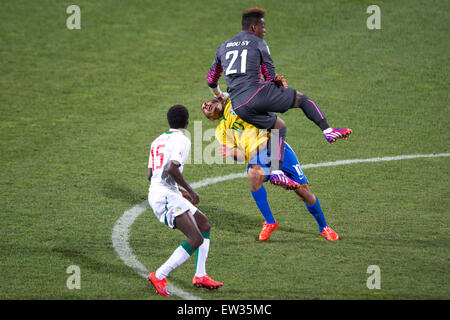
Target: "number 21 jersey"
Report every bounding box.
[207,31,276,104]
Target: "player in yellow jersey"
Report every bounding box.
[210,97,301,189]
[201,96,340,241]
[213,98,269,168]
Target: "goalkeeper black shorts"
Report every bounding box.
[231,83,296,130]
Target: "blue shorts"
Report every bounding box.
[247,142,308,185]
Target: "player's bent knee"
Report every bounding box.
[248,165,266,191]
[273,117,286,129]
[247,167,258,180]
[190,235,204,250]
[201,219,211,233]
[194,210,211,233]
[293,91,304,108]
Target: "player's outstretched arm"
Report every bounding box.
[207,48,231,103]
[220,145,245,163]
[210,87,229,103]
[167,160,199,204]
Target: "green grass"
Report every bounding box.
[0,0,449,300]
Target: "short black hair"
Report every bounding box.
[167,104,189,129]
[242,7,266,30]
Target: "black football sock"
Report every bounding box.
[298,94,330,131]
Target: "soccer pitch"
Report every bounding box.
[0,0,448,301]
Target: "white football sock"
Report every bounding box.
[195,238,210,277]
[155,243,193,280]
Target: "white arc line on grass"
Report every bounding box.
[111,153,449,300]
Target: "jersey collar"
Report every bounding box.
[166,128,185,135]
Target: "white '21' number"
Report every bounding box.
[225,49,247,75]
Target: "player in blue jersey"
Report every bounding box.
[201,97,340,242]
[207,8,352,190]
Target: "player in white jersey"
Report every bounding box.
[147,105,223,296]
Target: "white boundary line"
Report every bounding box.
[111,153,449,300]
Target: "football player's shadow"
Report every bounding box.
[52,246,127,277]
[198,205,261,237]
[101,180,146,205]
[198,204,317,242]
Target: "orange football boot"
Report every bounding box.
[321,226,340,241]
[148,271,172,296]
[259,221,278,241]
[192,275,223,289]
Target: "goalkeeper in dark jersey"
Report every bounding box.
[207,7,352,189]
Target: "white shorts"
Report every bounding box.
[148,188,197,229]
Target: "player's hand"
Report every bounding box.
[180,188,199,205]
[216,92,230,104]
[180,189,193,202]
[188,190,199,205]
[274,74,288,88]
[219,144,233,158]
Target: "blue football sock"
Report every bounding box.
[305,197,328,232]
[251,186,276,224]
